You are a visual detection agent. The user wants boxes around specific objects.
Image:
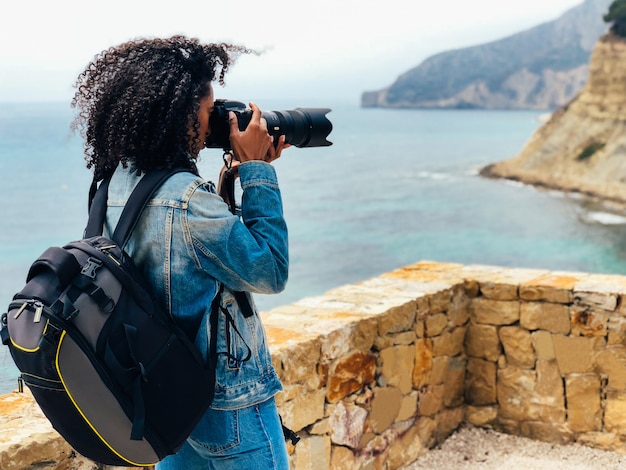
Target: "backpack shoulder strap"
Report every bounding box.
[111,169,188,247]
[84,176,112,239]
[84,168,188,247]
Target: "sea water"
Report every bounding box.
[2,100,626,394]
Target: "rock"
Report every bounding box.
[482,34,626,205]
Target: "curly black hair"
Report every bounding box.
[71,35,251,181]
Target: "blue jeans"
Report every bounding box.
[156,397,289,470]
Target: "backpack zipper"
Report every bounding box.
[12,300,44,323]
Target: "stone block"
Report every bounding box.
[327,352,376,403]
[275,383,305,407]
[608,315,626,345]
[535,360,566,421]
[396,392,418,422]
[432,326,466,357]
[497,367,535,421]
[553,335,598,374]
[277,338,322,388]
[380,345,415,394]
[531,331,555,360]
[471,298,520,325]
[369,387,402,434]
[447,285,471,327]
[519,421,573,445]
[329,402,368,448]
[412,338,433,389]
[378,302,417,336]
[330,445,356,470]
[604,391,626,435]
[443,356,467,408]
[520,302,570,334]
[388,422,424,469]
[308,417,331,436]
[499,326,535,369]
[293,435,331,470]
[425,313,448,337]
[416,296,430,319]
[429,289,452,314]
[430,356,449,385]
[414,417,438,450]
[390,331,417,346]
[595,346,626,391]
[577,432,626,453]
[321,317,378,361]
[565,373,602,432]
[497,417,521,436]
[497,361,565,422]
[571,306,609,337]
[520,274,578,303]
[414,319,425,338]
[434,407,464,443]
[575,291,618,311]
[465,323,500,361]
[280,388,326,433]
[418,384,444,417]
[464,279,480,298]
[466,405,498,426]
[479,281,518,300]
[465,358,497,405]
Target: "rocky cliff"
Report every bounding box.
[481,34,626,204]
[362,0,611,109]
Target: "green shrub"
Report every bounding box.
[577,142,605,161]
[604,0,626,37]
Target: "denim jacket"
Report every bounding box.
[103,161,287,410]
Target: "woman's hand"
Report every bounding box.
[228,102,272,162]
[265,135,291,164]
[228,102,291,164]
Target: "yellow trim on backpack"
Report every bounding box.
[10,320,50,353]
[55,330,155,467]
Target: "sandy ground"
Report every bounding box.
[403,425,625,469]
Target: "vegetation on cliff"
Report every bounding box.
[605,0,626,36]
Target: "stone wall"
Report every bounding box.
[2,261,626,469]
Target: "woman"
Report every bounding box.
[72,36,290,469]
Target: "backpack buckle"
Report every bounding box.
[81,257,103,280]
[0,313,9,346]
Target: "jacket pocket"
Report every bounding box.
[221,300,252,371]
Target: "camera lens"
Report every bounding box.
[262,109,333,148]
[206,100,333,150]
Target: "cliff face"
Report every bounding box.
[362,0,611,110]
[482,34,626,203]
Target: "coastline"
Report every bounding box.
[479,163,626,216]
[476,34,626,211]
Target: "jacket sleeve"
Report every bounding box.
[185,161,289,294]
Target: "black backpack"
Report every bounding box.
[0,169,220,467]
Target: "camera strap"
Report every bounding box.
[216,152,300,445]
[218,151,238,215]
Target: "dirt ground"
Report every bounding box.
[403,425,626,469]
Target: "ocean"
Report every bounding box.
[3,100,626,394]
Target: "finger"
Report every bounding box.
[260,117,268,132]
[249,102,262,124]
[266,139,276,162]
[276,135,290,153]
[228,111,239,133]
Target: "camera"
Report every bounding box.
[206,99,333,150]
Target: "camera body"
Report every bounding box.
[206,99,333,150]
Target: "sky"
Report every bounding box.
[0,0,598,105]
